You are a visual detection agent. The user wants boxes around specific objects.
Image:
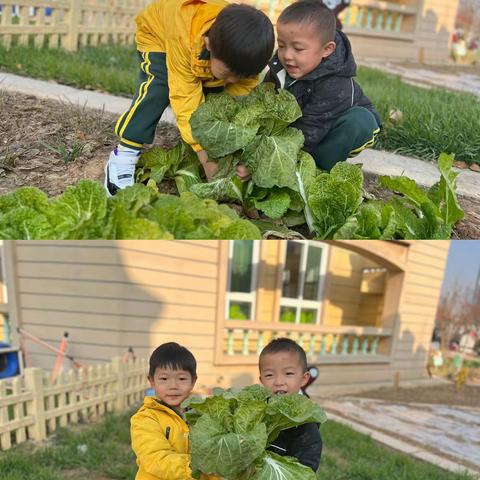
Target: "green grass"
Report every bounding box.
[318,420,475,480]
[0,411,476,480]
[1,43,480,164]
[357,66,480,165]
[0,43,137,96]
[0,412,137,480]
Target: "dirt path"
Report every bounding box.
[1,90,478,238]
[350,383,480,408]
[321,394,480,473]
[361,61,480,98]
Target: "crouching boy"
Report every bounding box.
[264,0,381,171]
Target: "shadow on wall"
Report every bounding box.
[14,241,165,372]
[322,245,388,329]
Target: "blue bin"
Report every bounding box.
[0,343,20,379]
[145,388,156,397]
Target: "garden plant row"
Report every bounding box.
[0,84,464,240]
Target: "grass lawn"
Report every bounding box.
[1,42,480,165]
[0,410,476,480]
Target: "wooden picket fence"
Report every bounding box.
[0,357,149,451]
[0,0,419,51]
[0,0,149,50]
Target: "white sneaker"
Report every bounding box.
[104,148,140,196]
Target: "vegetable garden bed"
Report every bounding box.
[0,88,478,239]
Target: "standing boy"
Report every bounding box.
[259,338,323,472]
[131,342,216,480]
[105,0,274,195]
[264,1,381,171]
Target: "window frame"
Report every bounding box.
[279,240,328,325]
[224,240,260,321]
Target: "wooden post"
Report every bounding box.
[0,380,12,449]
[112,357,126,412]
[63,0,81,51]
[68,369,78,424]
[12,377,27,444]
[34,8,45,48]
[24,368,47,442]
[394,371,400,390]
[58,372,67,427]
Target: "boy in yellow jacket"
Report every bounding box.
[105,0,275,196]
[131,342,216,480]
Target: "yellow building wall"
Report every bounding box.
[321,246,387,328]
[247,0,459,63]
[342,0,459,63]
[6,240,449,394]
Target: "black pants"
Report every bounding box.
[311,106,380,171]
[115,51,224,149]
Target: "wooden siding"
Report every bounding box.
[11,241,220,383]
[7,240,449,394]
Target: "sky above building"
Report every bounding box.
[441,241,480,298]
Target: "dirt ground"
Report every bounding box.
[0,90,179,197]
[1,90,478,239]
[351,383,480,408]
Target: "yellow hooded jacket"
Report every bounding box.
[131,396,217,480]
[134,0,259,152]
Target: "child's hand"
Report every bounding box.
[236,163,251,182]
[197,150,218,181]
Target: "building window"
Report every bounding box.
[225,241,259,321]
[279,241,327,324]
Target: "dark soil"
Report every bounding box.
[0,90,179,197]
[1,89,478,239]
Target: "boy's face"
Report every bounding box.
[204,36,241,84]
[210,57,241,84]
[276,21,336,79]
[259,351,310,394]
[148,367,196,407]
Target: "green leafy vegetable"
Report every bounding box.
[0,181,261,240]
[184,385,327,480]
[308,155,464,240]
[136,141,202,193]
[251,452,317,480]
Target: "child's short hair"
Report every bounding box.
[208,4,274,77]
[278,0,336,44]
[149,342,197,379]
[259,338,308,372]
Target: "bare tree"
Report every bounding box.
[435,281,470,350]
[456,0,480,36]
[466,288,480,330]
